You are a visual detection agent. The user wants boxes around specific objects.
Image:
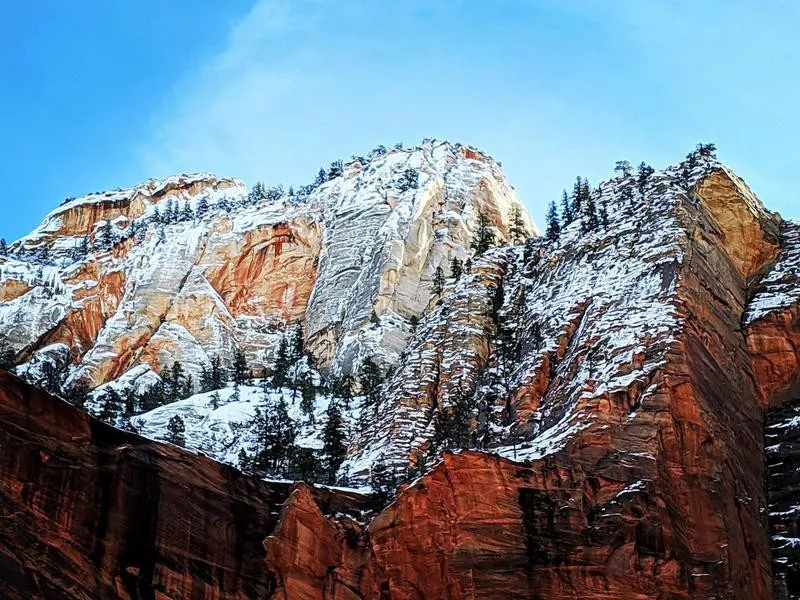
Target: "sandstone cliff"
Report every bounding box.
[0,371,372,599]
[2,142,800,599]
[0,141,532,389]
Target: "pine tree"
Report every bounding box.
[288,447,322,482]
[398,167,419,192]
[614,160,632,177]
[359,357,383,411]
[209,391,221,410]
[37,245,51,264]
[163,361,186,402]
[170,199,180,222]
[474,397,493,449]
[530,322,543,349]
[0,336,15,371]
[600,198,609,228]
[200,364,213,393]
[138,381,166,412]
[272,336,291,388]
[0,238,7,256]
[508,204,528,244]
[40,361,62,395]
[196,196,210,217]
[637,162,654,196]
[181,203,193,221]
[97,388,122,424]
[160,363,173,395]
[72,237,89,261]
[560,190,573,225]
[315,168,327,187]
[322,401,347,483]
[696,142,717,159]
[232,348,250,385]
[98,220,114,249]
[248,182,266,204]
[432,266,446,296]
[166,415,186,446]
[291,324,304,362]
[152,206,162,224]
[64,380,90,410]
[182,373,194,398]
[119,416,138,434]
[218,196,232,212]
[571,176,584,217]
[237,448,252,474]
[122,389,136,419]
[449,257,463,280]
[300,375,316,422]
[331,373,354,405]
[267,185,285,203]
[432,390,473,452]
[165,199,176,223]
[328,160,344,179]
[370,454,398,506]
[583,188,599,232]
[251,397,296,475]
[211,356,225,389]
[471,211,495,256]
[545,200,561,241]
[202,357,225,392]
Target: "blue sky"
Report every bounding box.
[1,0,798,241]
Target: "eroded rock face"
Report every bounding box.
[342,161,781,598]
[744,221,800,599]
[0,371,376,600]
[0,141,533,389]
[0,371,290,599]
[4,144,800,599]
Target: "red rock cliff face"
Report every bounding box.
[744,222,800,599]
[0,371,372,600]
[330,166,782,599]
[2,156,798,600]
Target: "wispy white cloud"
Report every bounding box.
[138,0,323,185]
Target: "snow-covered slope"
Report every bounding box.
[0,141,533,393]
[745,220,800,324]
[3,140,792,492]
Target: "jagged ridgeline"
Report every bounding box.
[0,142,773,476]
[0,140,793,492]
[2,138,800,597]
[0,140,532,479]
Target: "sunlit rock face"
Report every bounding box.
[0,372,370,600]
[744,221,800,599]
[4,139,800,599]
[0,141,533,389]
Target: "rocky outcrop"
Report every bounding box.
[0,371,373,600]
[744,221,800,599]
[0,370,289,599]
[0,367,770,600]
[4,143,800,599]
[342,160,782,598]
[0,141,533,389]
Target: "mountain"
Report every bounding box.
[0,140,531,390]
[0,140,799,599]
